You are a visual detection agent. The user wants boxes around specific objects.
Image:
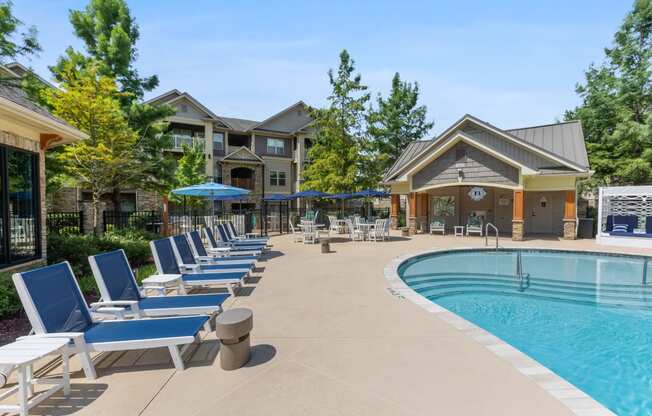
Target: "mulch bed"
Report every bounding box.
[0,313,31,346]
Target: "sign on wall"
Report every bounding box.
[468,187,487,201]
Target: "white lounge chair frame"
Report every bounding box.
[13,262,203,379]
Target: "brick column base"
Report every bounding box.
[408,216,417,234]
[512,220,524,241]
[390,215,399,230]
[563,219,577,240]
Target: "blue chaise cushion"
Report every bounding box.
[92,250,141,301]
[84,315,208,344]
[606,215,638,232]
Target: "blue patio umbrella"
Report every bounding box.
[172,181,250,217]
[328,193,354,199]
[351,189,389,198]
[291,190,329,198]
[263,194,290,201]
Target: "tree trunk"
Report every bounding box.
[92,196,102,235]
[162,194,170,236]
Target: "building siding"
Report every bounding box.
[412,142,519,189]
[461,126,563,170]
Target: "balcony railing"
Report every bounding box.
[170,134,205,150]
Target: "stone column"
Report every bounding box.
[512,189,525,241]
[390,194,400,229]
[408,192,417,234]
[563,190,577,240]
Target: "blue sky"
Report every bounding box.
[14,0,631,134]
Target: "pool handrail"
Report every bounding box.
[485,222,499,250]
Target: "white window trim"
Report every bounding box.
[267,138,285,155]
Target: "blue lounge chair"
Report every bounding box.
[150,238,245,295]
[170,234,254,273]
[12,262,210,379]
[89,249,230,319]
[216,224,268,251]
[204,227,262,257]
[225,221,270,245]
[187,230,259,264]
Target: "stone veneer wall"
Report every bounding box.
[0,130,47,269]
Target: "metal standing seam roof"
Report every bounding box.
[505,120,589,169]
[383,117,589,182]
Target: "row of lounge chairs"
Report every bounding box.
[10,222,271,380]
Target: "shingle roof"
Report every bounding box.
[0,84,73,129]
[219,116,260,132]
[505,120,589,169]
[383,140,433,181]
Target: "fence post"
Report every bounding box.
[79,210,85,234]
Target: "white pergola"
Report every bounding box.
[597,185,652,248]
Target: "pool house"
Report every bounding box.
[383,114,590,240]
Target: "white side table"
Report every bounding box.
[0,337,71,416]
[454,226,465,236]
[142,274,185,294]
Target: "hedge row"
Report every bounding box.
[0,229,159,319]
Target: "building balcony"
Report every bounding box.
[169,134,205,151]
[231,177,255,190]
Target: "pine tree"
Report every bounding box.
[566,0,652,185]
[303,50,370,193]
[367,72,433,175]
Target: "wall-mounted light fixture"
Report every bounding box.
[457,168,464,183]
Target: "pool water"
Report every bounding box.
[399,249,652,416]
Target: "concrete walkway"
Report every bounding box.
[9,233,652,415]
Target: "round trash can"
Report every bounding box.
[215,308,253,370]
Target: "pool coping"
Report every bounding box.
[383,246,617,416]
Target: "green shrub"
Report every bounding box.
[0,272,22,319]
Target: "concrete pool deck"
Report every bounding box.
[5,233,652,415]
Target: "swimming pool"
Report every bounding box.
[398,249,652,416]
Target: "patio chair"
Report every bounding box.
[170,235,254,273]
[150,238,245,295]
[289,221,303,243]
[187,230,258,265]
[301,222,318,244]
[384,217,391,239]
[345,218,364,241]
[368,219,386,242]
[216,224,268,251]
[466,216,483,236]
[429,219,445,235]
[12,262,211,379]
[226,221,270,244]
[89,249,229,319]
[328,215,343,235]
[204,227,262,257]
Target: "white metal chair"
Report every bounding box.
[430,219,446,235]
[466,217,483,236]
[368,219,386,242]
[289,221,303,243]
[301,221,318,244]
[346,218,364,241]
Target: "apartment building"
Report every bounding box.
[146,90,315,210]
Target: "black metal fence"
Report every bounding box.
[103,210,161,233]
[46,211,84,235]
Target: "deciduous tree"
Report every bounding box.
[0,0,40,86]
[44,62,139,233]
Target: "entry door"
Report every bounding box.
[526,192,553,234]
[495,192,513,233]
